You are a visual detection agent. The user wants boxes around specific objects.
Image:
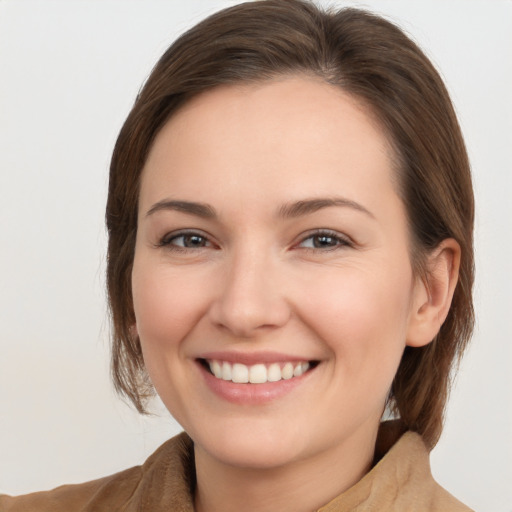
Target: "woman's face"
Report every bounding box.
[132,77,425,470]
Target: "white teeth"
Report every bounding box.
[232,363,249,383]
[249,364,267,384]
[211,360,222,378]
[221,361,232,381]
[207,359,313,384]
[296,362,310,376]
[267,363,282,382]
[281,362,294,380]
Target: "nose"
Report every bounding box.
[208,248,291,338]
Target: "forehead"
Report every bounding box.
[139,76,398,218]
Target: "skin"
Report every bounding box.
[132,76,460,512]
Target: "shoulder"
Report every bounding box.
[319,429,474,512]
[379,431,474,512]
[0,432,194,512]
[0,466,142,512]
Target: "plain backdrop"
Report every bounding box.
[0,1,511,510]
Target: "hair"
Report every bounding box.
[106,0,474,449]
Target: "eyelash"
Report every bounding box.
[296,229,353,251]
[158,229,352,253]
[158,230,214,252]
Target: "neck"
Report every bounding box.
[193,425,379,512]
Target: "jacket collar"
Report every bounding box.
[132,423,462,511]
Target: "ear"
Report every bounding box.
[406,238,461,348]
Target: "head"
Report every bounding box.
[106,0,474,450]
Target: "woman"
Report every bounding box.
[0,1,476,510]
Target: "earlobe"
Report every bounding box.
[406,239,461,348]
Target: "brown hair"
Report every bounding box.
[106,0,474,449]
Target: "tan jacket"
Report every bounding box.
[0,431,473,511]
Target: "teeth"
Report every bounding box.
[221,361,232,381]
[211,360,222,378]
[267,363,281,382]
[249,364,267,384]
[232,363,249,383]
[207,360,311,384]
[281,362,294,380]
[294,361,310,377]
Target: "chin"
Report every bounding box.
[203,441,302,470]
[191,419,309,470]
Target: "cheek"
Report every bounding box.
[131,258,209,352]
[130,257,214,420]
[297,263,413,380]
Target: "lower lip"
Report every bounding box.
[197,361,314,405]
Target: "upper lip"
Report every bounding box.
[196,351,317,366]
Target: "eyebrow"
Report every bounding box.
[145,196,374,220]
[146,200,217,218]
[278,197,375,219]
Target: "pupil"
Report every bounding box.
[186,235,204,247]
[314,235,335,248]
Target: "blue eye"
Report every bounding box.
[161,232,212,249]
[298,231,350,250]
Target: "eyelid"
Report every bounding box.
[157,229,217,249]
[155,228,353,252]
[294,229,354,250]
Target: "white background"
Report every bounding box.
[0,1,511,510]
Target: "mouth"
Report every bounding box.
[198,358,319,384]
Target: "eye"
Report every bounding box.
[159,231,213,250]
[297,230,351,250]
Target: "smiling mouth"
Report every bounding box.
[198,359,319,384]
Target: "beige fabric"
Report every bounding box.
[0,430,473,511]
[317,432,472,511]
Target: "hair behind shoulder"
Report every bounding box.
[106,0,474,449]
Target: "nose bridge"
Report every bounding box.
[209,242,290,337]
